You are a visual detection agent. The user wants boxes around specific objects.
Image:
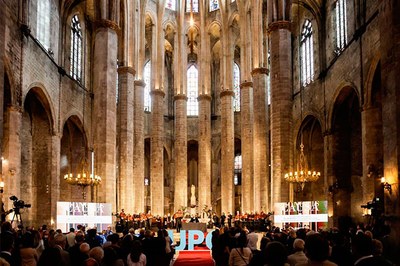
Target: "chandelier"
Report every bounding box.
[284,143,320,191]
[64,151,101,199]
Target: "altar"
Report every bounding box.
[181,222,207,232]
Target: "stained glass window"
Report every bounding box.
[70,15,83,82]
[37,0,50,49]
[300,20,314,86]
[335,0,347,52]
[210,0,219,12]
[165,0,176,10]
[144,61,152,112]
[233,63,240,112]
[187,65,198,116]
[186,0,199,12]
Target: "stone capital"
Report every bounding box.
[150,89,165,98]
[174,94,188,101]
[251,67,269,76]
[118,66,136,76]
[267,21,291,34]
[240,81,253,89]
[7,104,23,113]
[134,79,146,87]
[220,90,235,98]
[94,19,121,34]
[198,94,212,102]
[323,129,333,137]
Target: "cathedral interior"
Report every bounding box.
[0,0,399,238]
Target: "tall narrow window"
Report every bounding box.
[335,0,347,52]
[187,65,198,116]
[165,0,176,10]
[186,0,199,12]
[210,0,219,11]
[37,0,50,49]
[233,63,241,112]
[70,15,83,82]
[234,154,242,185]
[300,20,314,86]
[144,61,152,112]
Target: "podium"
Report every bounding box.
[181,222,207,232]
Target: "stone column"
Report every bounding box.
[50,133,61,226]
[220,90,235,214]
[198,94,212,211]
[150,90,165,215]
[133,80,145,213]
[268,21,293,204]
[361,106,383,204]
[93,20,119,207]
[174,94,188,211]
[117,66,135,213]
[323,130,335,227]
[2,106,22,210]
[240,81,254,213]
[251,68,270,211]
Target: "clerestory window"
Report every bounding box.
[70,14,83,82]
[37,0,50,49]
[144,61,152,112]
[300,20,314,86]
[187,65,199,116]
[335,0,347,53]
[233,63,241,112]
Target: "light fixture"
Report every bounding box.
[380,177,392,194]
[284,143,321,191]
[64,150,101,199]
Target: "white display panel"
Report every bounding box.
[57,202,112,233]
[273,201,328,229]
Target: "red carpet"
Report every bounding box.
[173,250,214,266]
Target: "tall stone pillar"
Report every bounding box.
[220,90,235,214]
[93,20,119,207]
[133,80,145,213]
[117,67,135,213]
[50,133,61,225]
[198,94,212,211]
[361,106,383,204]
[240,81,254,213]
[251,68,270,211]
[2,106,22,210]
[174,94,188,211]
[269,21,293,204]
[150,90,165,215]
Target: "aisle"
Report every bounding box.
[172,250,214,266]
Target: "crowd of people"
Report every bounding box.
[0,214,397,266]
[211,223,397,266]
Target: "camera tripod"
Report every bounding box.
[10,208,23,228]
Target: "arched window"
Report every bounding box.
[165,0,176,10]
[70,15,83,82]
[335,0,347,52]
[144,61,152,112]
[233,63,240,112]
[234,154,242,185]
[37,0,50,49]
[186,0,199,12]
[187,65,198,116]
[210,0,219,11]
[300,20,314,86]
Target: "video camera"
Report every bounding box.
[361,197,382,216]
[9,195,31,209]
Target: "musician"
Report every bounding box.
[174,210,183,232]
[227,212,233,228]
[221,212,226,227]
[146,211,153,229]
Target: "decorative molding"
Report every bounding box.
[267,21,291,34]
[150,89,165,98]
[240,81,253,89]
[94,19,120,34]
[174,94,188,101]
[134,80,146,87]
[220,90,235,98]
[251,67,269,76]
[198,94,212,101]
[118,66,136,75]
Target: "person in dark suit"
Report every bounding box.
[0,232,17,266]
